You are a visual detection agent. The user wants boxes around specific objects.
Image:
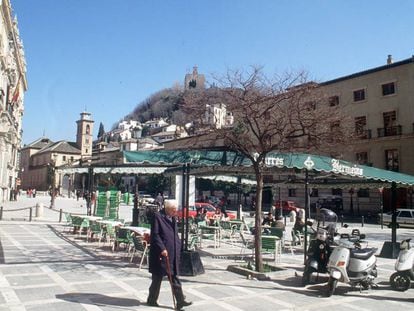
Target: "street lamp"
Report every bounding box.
[349,188,354,215]
[49,154,58,208]
[379,187,384,229]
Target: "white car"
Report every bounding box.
[140,194,155,204]
[382,209,414,227]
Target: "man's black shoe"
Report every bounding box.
[176,301,192,310]
[146,300,159,307]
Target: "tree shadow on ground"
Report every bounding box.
[56,293,140,307]
[56,292,176,309]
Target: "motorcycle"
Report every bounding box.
[302,227,332,286]
[390,238,414,291]
[326,240,378,296]
[302,208,338,286]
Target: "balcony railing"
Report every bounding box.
[377,125,402,137]
[356,129,372,139]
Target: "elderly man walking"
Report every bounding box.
[147,199,192,310]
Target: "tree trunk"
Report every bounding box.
[254,168,264,272]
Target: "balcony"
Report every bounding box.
[377,126,402,137]
[356,129,372,139]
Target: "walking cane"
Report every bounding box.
[164,254,177,310]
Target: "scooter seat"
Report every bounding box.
[350,248,377,260]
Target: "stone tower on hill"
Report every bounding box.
[184,66,205,90]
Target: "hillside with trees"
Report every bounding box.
[113,87,190,129]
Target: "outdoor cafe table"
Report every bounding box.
[96,219,123,227]
[123,226,151,236]
[198,225,221,248]
[79,215,102,221]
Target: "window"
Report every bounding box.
[385,149,399,171]
[356,152,368,165]
[288,189,297,197]
[353,89,365,102]
[86,124,90,134]
[328,95,339,106]
[310,188,319,197]
[357,188,370,198]
[355,116,367,136]
[383,111,396,128]
[398,211,413,218]
[332,188,342,196]
[62,156,66,161]
[382,82,395,96]
[70,156,74,162]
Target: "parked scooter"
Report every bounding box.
[302,209,338,286]
[326,240,378,296]
[302,227,332,286]
[390,238,414,291]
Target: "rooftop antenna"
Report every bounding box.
[42,129,46,137]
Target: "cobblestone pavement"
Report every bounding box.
[0,197,413,310]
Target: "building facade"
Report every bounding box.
[317,55,414,212]
[0,0,27,202]
[20,112,94,194]
[278,56,414,214]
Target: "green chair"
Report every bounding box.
[239,231,255,261]
[130,235,149,270]
[79,218,90,238]
[88,221,103,244]
[101,224,116,250]
[62,213,73,233]
[113,227,131,252]
[71,216,83,234]
[188,234,200,251]
[261,236,282,263]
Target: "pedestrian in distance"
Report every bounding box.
[147,199,192,310]
[155,192,164,209]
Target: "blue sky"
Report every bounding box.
[12,0,414,145]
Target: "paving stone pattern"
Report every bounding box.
[0,197,413,310]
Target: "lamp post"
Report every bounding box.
[379,187,384,229]
[349,188,354,215]
[49,154,58,208]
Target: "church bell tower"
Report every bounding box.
[76,112,94,159]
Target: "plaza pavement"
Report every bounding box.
[0,196,413,311]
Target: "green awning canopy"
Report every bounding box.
[123,150,414,186]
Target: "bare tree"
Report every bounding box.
[182,67,354,272]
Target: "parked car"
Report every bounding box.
[178,202,236,220]
[140,194,155,204]
[382,209,414,228]
[273,200,302,215]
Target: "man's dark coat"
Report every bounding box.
[149,210,181,276]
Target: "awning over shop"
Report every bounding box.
[56,166,166,175]
[123,150,414,186]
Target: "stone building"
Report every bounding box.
[184,66,205,90]
[314,55,414,212]
[0,0,27,202]
[20,112,94,194]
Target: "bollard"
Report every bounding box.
[29,207,33,222]
[361,216,364,227]
[59,209,63,222]
[35,203,44,218]
[0,206,3,220]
